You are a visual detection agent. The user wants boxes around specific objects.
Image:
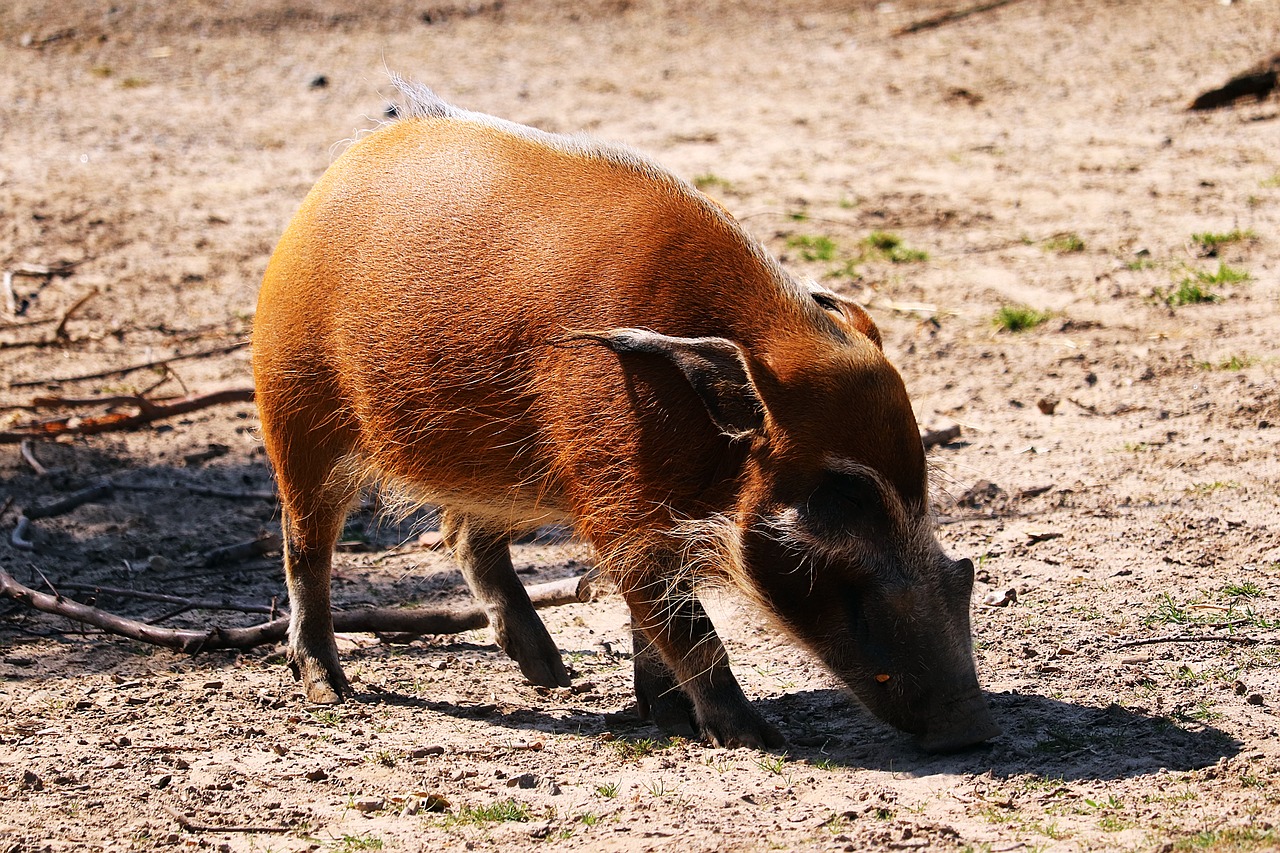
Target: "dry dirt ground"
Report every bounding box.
[2,1,1280,850]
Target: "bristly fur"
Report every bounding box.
[384,74,836,332]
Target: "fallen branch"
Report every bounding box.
[0,567,594,652]
[0,388,255,443]
[893,0,1027,36]
[9,340,250,388]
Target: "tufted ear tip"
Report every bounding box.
[558,328,766,438]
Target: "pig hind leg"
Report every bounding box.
[270,437,360,705]
[442,510,570,688]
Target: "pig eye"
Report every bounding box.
[802,470,888,541]
[830,471,884,519]
[812,291,842,313]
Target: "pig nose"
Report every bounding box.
[917,691,1000,753]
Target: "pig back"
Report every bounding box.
[255,117,795,532]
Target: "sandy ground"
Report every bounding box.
[2,1,1280,850]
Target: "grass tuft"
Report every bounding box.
[446,799,532,825]
[1192,228,1256,255]
[862,231,929,263]
[786,234,838,262]
[1043,232,1085,253]
[993,304,1051,332]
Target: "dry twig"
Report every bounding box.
[56,582,277,615]
[9,340,250,388]
[0,388,255,443]
[893,0,1027,36]
[18,440,49,475]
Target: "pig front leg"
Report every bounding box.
[442,510,570,688]
[624,575,785,749]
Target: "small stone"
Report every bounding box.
[1247,694,1264,706]
[353,797,384,813]
[506,773,538,789]
[410,745,444,758]
[1233,680,1247,695]
[309,75,329,89]
[152,774,172,789]
[982,588,1017,607]
[20,770,42,791]
[304,768,328,782]
[1036,397,1058,415]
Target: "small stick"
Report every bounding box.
[9,341,250,388]
[185,486,276,502]
[56,582,277,615]
[10,517,34,551]
[19,440,49,475]
[893,0,1026,36]
[203,534,283,567]
[25,481,114,519]
[2,270,15,317]
[161,804,289,835]
[147,605,194,625]
[53,289,98,341]
[31,564,60,597]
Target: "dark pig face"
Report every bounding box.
[561,321,999,750]
[736,345,1000,752]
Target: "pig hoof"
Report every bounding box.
[640,690,698,739]
[305,680,344,705]
[516,653,571,689]
[288,648,349,704]
[699,709,786,750]
[495,617,570,688]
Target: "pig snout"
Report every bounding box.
[917,689,1001,753]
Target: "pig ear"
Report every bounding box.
[560,328,766,439]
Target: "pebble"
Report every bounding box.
[506,773,538,789]
[982,588,1017,607]
[353,797,384,813]
[152,774,172,789]
[410,745,445,758]
[304,768,328,782]
[1247,693,1264,706]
